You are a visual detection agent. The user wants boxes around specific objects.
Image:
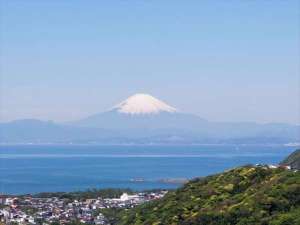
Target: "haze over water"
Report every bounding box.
[0,145,295,194]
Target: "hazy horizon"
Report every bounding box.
[1,1,299,124]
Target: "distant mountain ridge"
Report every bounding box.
[0,119,118,144]
[0,94,299,144]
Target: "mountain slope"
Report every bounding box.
[281,149,300,170]
[116,166,300,225]
[0,119,118,143]
[72,110,208,130]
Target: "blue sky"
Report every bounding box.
[1,1,299,124]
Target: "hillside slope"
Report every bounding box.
[116,166,300,225]
[281,149,300,170]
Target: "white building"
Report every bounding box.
[120,193,139,202]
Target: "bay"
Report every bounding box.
[0,145,295,194]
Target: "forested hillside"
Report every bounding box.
[116,166,300,225]
[281,149,300,170]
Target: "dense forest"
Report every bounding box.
[115,166,300,225]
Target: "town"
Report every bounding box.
[0,190,168,225]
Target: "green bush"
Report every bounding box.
[115,166,300,225]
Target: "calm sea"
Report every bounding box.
[0,145,295,194]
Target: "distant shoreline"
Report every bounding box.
[0,143,296,147]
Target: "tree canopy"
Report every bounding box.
[116,166,300,225]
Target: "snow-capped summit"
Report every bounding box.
[112,93,177,115]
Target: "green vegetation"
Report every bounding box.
[281,149,300,170]
[34,188,133,200]
[97,208,125,225]
[50,221,85,225]
[116,166,300,225]
[19,205,38,215]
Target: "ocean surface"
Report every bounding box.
[0,145,296,194]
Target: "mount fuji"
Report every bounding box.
[112,93,177,115]
[69,93,299,143]
[71,93,208,131]
[1,93,299,144]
